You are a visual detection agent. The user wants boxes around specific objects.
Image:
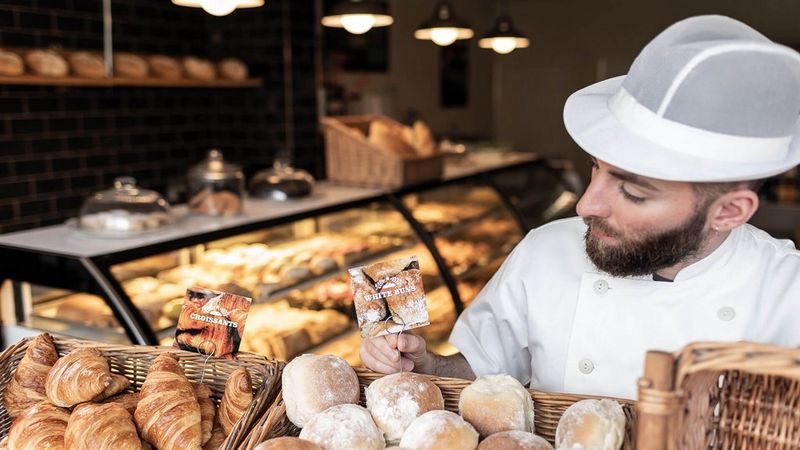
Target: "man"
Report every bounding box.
[360,15,800,400]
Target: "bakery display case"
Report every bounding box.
[0,154,577,363]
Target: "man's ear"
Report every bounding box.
[707,189,759,232]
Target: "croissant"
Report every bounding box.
[192,382,216,445]
[0,435,8,450]
[218,368,253,436]
[103,392,140,415]
[93,373,131,401]
[7,402,70,450]
[202,425,226,450]
[135,353,202,450]
[45,348,112,407]
[4,333,59,417]
[65,402,141,450]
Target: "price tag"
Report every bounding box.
[349,256,430,339]
[173,286,252,360]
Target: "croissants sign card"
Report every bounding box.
[349,256,430,338]
[174,287,252,359]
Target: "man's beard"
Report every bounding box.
[583,209,709,278]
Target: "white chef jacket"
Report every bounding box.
[449,216,800,400]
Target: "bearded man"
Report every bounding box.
[359,15,800,399]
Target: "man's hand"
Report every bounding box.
[360,333,430,374]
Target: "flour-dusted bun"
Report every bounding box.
[69,51,105,78]
[555,399,625,450]
[366,372,444,442]
[299,404,385,450]
[399,410,478,450]
[254,436,323,450]
[459,374,534,438]
[477,431,554,450]
[149,55,182,79]
[26,49,68,77]
[0,49,24,76]
[282,354,360,427]
[114,52,148,78]
[218,57,248,80]
[183,56,217,80]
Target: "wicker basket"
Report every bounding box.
[0,336,283,450]
[637,341,800,449]
[239,368,638,449]
[321,115,444,189]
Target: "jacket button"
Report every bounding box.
[592,279,609,295]
[717,306,736,322]
[578,358,595,374]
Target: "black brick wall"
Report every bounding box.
[0,0,321,233]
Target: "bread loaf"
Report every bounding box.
[366,371,444,442]
[218,58,248,80]
[476,431,554,450]
[183,56,216,80]
[26,49,68,77]
[399,410,478,450]
[298,404,384,450]
[69,51,105,78]
[0,49,24,76]
[555,399,625,450]
[459,374,534,437]
[253,437,322,450]
[149,55,182,79]
[115,52,148,78]
[282,354,359,427]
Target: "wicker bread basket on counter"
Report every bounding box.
[238,367,637,449]
[0,335,283,450]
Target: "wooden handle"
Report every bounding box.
[636,351,675,450]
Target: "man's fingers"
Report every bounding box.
[361,342,404,374]
[371,336,401,362]
[397,334,425,356]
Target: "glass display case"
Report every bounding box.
[0,155,577,364]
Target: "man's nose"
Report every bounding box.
[576,178,611,219]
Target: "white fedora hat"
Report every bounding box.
[564,15,800,182]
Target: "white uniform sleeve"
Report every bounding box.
[448,241,532,385]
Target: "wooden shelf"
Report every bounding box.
[0,75,262,88]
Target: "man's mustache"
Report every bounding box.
[583,217,621,239]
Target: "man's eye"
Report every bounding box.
[619,184,646,204]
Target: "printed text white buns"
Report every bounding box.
[366,372,444,442]
[299,404,385,450]
[459,374,535,437]
[282,354,360,427]
[555,399,625,450]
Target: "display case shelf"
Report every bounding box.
[0,75,263,88]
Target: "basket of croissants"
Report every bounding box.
[320,115,444,189]
[236,354,637,450]
[0,333,282,450]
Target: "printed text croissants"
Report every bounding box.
[0,333,255,450]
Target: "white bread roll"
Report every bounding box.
[399,410,478,450]
[477,431,554,450]
[555,399,625,450]
[365,372,444,442]
[148,55,182,79]
[298,404,385,450]
[69,51,105,78]
[253,437,322,450]
[25,49,68,77]
[0,49,24,76]
[282,354,359,427]
[219,57,248,80]
[459,374,534,437]
[114,52,148,78]
[183,56,217,80]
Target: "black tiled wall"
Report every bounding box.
[0,0,321,233]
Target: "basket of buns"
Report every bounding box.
[637,341,800,449]
[321,115,444,189]
[0,334,283,450]
[238,355,637,450]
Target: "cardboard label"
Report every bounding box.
[349,256,429,339]
[173,287,252,360]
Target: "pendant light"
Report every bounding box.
[171,0,264,17]
[479,15,529,54]
[321,0,393,35]
[414,1,474,46]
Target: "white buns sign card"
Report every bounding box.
[349,256,430,338]
[173,286,252,359]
